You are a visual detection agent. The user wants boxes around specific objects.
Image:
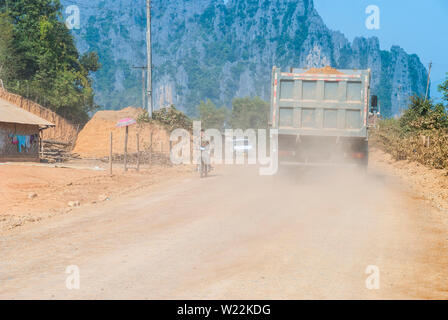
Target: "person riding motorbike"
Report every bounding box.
[198,129,212,176]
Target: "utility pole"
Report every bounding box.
[146,0,153,117]
[132,66,147,110]
[425,61,432,101]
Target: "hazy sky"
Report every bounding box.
[314,0,448,102]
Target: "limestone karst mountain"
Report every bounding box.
[62,0,428,117]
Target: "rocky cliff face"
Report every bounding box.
[62,0,428,117]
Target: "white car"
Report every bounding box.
[233,138,253,153]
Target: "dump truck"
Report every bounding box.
[270,66,376,168]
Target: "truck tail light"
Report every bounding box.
[352,152,365,159]
[279,150,294,157]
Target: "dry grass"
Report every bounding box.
[371,121,448,170]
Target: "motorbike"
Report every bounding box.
[199,146,211,178]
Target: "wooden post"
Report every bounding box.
[136,132,140,172]
[149,131,153,166]
[109,132,113,176]
[124,126,129,172]
[40,131,44,159]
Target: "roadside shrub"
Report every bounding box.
[137,105,192,132]
[371,96,448,169]
[399,96,448,133]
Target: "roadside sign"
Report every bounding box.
[116,118,137,128]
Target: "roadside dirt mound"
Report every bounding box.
[370,147,448,212]
[305,66,344,75]
[73,107,171,158]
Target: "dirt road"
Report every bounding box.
[0,163,190,230]
[1,164,448,299]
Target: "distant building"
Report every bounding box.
[0,98,54,162]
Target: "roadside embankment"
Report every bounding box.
[370,147,448,214]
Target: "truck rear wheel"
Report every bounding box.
[358,141,369,170]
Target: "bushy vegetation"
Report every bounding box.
[195,96,269,130]
[399,96,448,132]
[137,96,269,134]
[138,105,193,132]
[372,75,448,169]
[229,97,269,129]
[197,99,228,130]
[0,0,100,123]
[439,74,448,104]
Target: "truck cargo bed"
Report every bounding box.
[270,67,371,139]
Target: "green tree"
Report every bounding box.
[197,99,228,130]
[0,0,101,123]
[399,96,448,132]
[230,97,269,129]
[439,73,448,104]
[0,12,15,82]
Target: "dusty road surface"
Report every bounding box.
[0,163,190,230]
[1,163,448,299]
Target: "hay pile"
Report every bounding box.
[73,107,171,159]
[305,66,344,75]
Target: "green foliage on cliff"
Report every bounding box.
[377,51,393,118]
[59,0,427,120]
[0,0,100,123]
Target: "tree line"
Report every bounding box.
[138,96,270,132]
[197,97,270,130]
